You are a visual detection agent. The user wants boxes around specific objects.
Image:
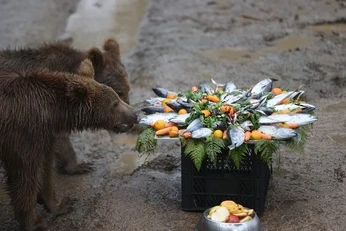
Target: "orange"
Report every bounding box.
[153,120,165,130]
[191,86,198,92]
[280,98,290,104]
[250,130,262,140]
[161,99,171,106]
[201,110,211,117]
[212,130,223,138]
[163,106,174,113]
[271,87,282,95]
[178,108,188,114]
[169,126,179,137]
[166,93,177,99]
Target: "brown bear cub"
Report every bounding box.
[0,38,130,175]
[0,60,137,231]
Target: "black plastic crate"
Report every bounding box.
[181,145,271,216]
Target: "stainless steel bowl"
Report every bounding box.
[195,208,264,231]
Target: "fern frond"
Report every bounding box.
[254,140,279,165]
[228,143,249,169]
[135,127,157,155]
[184,139,206,171]
[282,125,310,154]
[205,137,225,166]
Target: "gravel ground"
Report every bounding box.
[1,0,346,230]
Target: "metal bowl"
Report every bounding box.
[195,208,264,231]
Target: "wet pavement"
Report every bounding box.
[1,0,346,230]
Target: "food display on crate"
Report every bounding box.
[207,200,254,223]
[136,78,317,169]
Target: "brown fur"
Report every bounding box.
[0,60,137,231]
[0,38,131,174]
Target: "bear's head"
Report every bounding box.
[85,38,131,104]
[67,59,137,133]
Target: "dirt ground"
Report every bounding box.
[1,0,346,230]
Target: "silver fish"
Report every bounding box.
[266,91,295,107]
[144,97,167,105]
[259,113,318,126]
[185,118,205,133]
[224,81,237,93]
[250,78,277,98]
[273,103,316,113]
[258,125,297,140]
[239,120,254,131]
[199,82,214,94]
[211,121,227,130]
[192,128,213,139]
[227,126,245,150]
[211,78,225,91]
[169,113,191,124]
[141,106,165,114]
[152,88,177,98]
[221,91,245,104]
[138,112,178,125]
[166,101,184,111]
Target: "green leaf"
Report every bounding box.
[184,139,206,171]
[254,140,279,165]
[228,143,249,169]
[282,125,311,154]
[205,137,225,166]
[135,127,157,155]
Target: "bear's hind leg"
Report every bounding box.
[54,133,93,175]
[4,158,47,231]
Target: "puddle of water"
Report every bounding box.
[62,0,148,56]
[111,151,139,175]
[112,133,138,147]
[113,0,149,55]
[260,35,312,53]
[200,35,312,62]
[199,48,260,62]
[309,23,346,33]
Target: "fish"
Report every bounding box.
[211,121,228,130]
[221,91,246,104]
[259,113,318,126]
[169,113,191,124]
[140,106,165,114]
[166,101,184,111]
[258,125,297,140]
[250,78,277,98]
[144,97,167,105]
[224,81,237,93]
[191,128,213,139]
[198,82,214,94]
[185,118,205,133]
[211,78,225,91]
[266,91,295,107]
[138,112,178,125]
[239,120,254,131]
[227,126,245,150]
[152,88,177,98]
[273,103,316,113]
[176,97,193,109]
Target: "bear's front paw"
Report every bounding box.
[62,162,94,175]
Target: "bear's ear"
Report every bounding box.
[87,47,104,74]
[103,37,120,58]
[77,59,95,79]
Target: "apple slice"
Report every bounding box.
[210,206,230,222]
